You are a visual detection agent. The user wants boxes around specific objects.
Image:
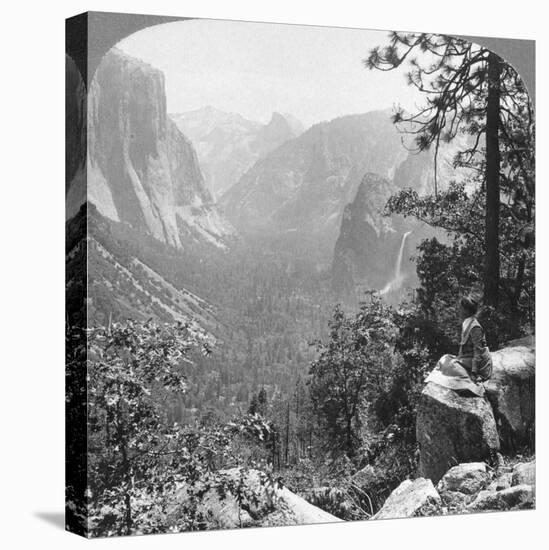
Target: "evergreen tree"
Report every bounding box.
[309,296,398,458]
[366,32,534,307]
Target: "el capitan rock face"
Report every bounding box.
[73,48,234,250]
[171,107,303,198]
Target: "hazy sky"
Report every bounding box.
[118,19,424,128]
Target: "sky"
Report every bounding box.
[118,19,425,128]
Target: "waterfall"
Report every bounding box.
[380,231,412,295]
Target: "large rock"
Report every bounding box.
[417,382,500,483]
[512,460,535,487]
[373,478,442,520]
[485,345,535,452]
[439,490,469,511]
[174,468,341,529]
[436,463,488,495]
[467,484,535,512]
[487,472,513,492]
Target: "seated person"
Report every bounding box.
[426,294,493,397]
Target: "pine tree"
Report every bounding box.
[365,32,533,307]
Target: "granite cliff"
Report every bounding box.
[67,48,234,250]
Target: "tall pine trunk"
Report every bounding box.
[284,402,290,466]
[484,52,501,307]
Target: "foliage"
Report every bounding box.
[309,295,398,458]
[386,177,534,347]
[84,320,281,536]
[65,324,88,534]
[86,205,334,424]
[66,33,536,532]
[364,32,532,191]
[301,296,440,515]
[86,320,209,534]
[365,31,534,308]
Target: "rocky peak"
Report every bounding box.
[171,106,261,143]
[251,112,302,158]
[332,173,412,296]
[170,108,303,199]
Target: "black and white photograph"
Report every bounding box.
[63,12,537,538]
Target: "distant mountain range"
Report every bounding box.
[171,107,304,198]
[221,110,461,257]
[220,109,469,295]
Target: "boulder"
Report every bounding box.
[439,490,469,511]
[487,472,513,492]
[512,461,535,487]
[467,484,535,512]
[277,485,342,525]
[485,345,535,452]
[436,463,488,495]
[174,468,341,529]
[373,478,442,520]
[417,382,500,483]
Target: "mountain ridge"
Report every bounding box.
[170,107,304,198]
[220,110,411,259]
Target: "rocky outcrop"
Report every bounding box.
[436,463,489,495]
[485,344,535,452]
[332,173,401,293]
[377,458,535,519]
[174,468,340,529]
[416,382,500,483]
[80,48,234,250]
[487,472,512,492]
[417,344,535,483]
[384,343,535,518]
[373,478,442,519]
[467,484,535,512]
[512,460,535,486]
